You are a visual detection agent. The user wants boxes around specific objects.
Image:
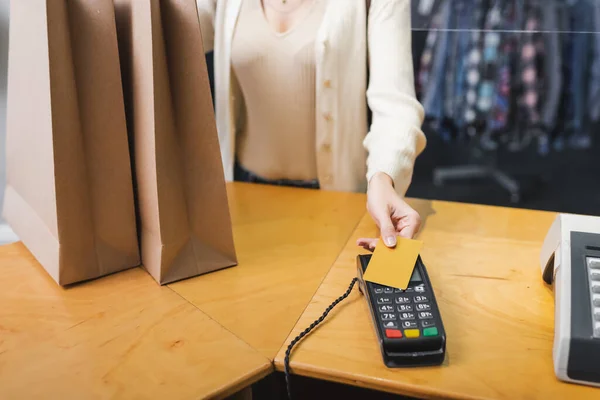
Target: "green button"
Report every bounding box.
[423,327,438,337]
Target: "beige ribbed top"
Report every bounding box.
[231,0,326,181]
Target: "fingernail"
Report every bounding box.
[385,236,396,247]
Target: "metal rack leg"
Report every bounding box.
[490,169,521,203]
[433,165,489,187]
[433,165,522,204]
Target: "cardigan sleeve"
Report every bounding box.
[363,0,427,197]
[196,0,216,53]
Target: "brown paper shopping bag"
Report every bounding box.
[114,0,237,284]
[2,0,140,285]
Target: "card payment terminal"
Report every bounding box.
[357,253,446,367]
[284,252,446,398]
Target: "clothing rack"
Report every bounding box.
[431,135,522,202]
[413,0,600,203]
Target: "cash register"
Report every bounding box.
[540,213,600,387]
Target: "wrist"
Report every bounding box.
[369,171,394,188]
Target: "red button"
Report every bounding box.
[385,329,403,338]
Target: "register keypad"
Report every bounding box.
[374,284,438,339]
[586,257,600,338]
[396,296,411,304]
[400,312,415,320]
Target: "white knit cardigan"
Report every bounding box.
[196,0,426,195]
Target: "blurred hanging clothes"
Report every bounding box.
[449,0,484,141]
[462,0,489,137]
[413,0,597,155]
[418,0,451,126]
[487,0,520,146]
[511,0,545,152]
[553,1,573,151]
[478,0,510,150]
[589,0,600,125]
[566,0,594,150]
[537,0,562,155]
[441,1,460,142]
[554,0,594,151]
[411,0,438,29]
[441,0,481,142]
[477,0,503,117]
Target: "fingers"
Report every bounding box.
[356,238,378,252]
[368,207,397,247]
[380,220,397,247]
[367,203,397,248]
[397,212,422,239]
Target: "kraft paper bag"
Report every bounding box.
[2,0,140,285]
[114,0,237,284]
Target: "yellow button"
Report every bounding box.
[324,79,332,88]
[404,329,420,338]
[322,143,331,152]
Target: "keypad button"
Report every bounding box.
[378,297,392,304]
[384,288,394,294]
[414,295,429,303]
[385,329,403,338]
[593,285,600,294]
[397,305,414,312]
[594,296,600,307]
[416,303,431,311]
[423,327,439,337]
[396,296,411,304]
[402,320,418,329]
[404,329,420,338]
[418,311,434,319]
[394,288,404,293]
[400,312,415,320]
[595,322,600,338]
[405,288,415,293]
[415,285,426,293]
[379,305,394,312]
[595,309,600,321]
[374,288,383,294]
[591,272,600,281]
[421,320,436,328]
[588,257,600,269]
[383,321,398,329]
[382,313,397,321]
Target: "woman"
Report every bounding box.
[196,0,427,248]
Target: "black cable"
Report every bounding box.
[283,277,359,399]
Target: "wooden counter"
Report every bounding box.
[275,199,600,399]
[0,183,366,398]
[0,242,270,400]
[5,183,597,399]
[169,182,366,359]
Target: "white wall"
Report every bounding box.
[0,0,8,223]
[0,0,15,244]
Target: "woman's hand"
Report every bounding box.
[357,172,421,251]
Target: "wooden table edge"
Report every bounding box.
[160,283,275,399]
[209,362,273,400]
[272,359,487,400]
